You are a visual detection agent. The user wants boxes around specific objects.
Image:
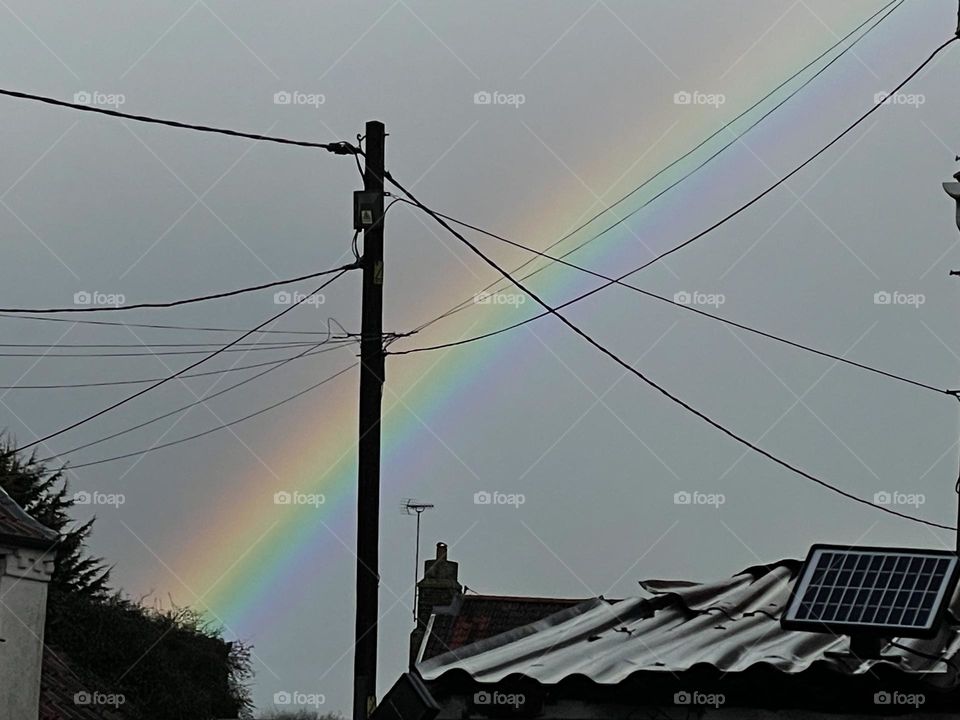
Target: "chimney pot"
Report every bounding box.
[436,542,447,561]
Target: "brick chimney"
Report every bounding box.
[409,542,461,666]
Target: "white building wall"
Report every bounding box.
[0,545,54,720]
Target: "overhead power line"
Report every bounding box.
[387,176,956,532]
[0,263,357,314]
[59,363,357,470]
[0,342,354,358]
[0,339,354,390]
[2,267,354,459]
[33,329,351,464]
[0,312,337,336]
[0,88,358,154]
[0,340,343,349]
[394,201,949,397]
[403,0,903,337]
[388,35,959,365]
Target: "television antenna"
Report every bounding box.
[402,499,434,622]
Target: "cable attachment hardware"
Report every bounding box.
[328,141,361,155]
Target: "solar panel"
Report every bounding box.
[782,545,960,638]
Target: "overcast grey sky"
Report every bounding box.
[2,1,960,715]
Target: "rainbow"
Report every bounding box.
[143,4,922,641]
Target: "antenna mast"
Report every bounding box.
[402,499,435,622]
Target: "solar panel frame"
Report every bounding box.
[781,544,960,639]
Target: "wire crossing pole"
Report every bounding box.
[354,120,386,720]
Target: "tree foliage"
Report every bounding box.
[0,441,110,603]
[0,438,254,719]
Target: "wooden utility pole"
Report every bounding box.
[353,120,386,720]
[946,167,960,552]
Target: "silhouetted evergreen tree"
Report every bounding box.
[0,437,253,719]
[0,439,110,607]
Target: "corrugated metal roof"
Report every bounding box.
[418,560,960,687]
[0,485,58,548]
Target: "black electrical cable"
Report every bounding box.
[0,340,341,349]
[388,36,959,362]
[0,264,355,314]
[32,329,350,464]
[404,0,903,336]
[0,88,358,154]
[0,312,336,336]
[394,202,949,397]
[0,343,353,358]
[1,267,354,459]
[0,341,354,390]
[60,363,357,470]
[387,177,957,532]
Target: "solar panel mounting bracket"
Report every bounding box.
[824,636,902,662]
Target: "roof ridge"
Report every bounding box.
[0,484,59,548]
[463,593,591,603]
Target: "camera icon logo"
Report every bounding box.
[74,291,92,305]
[673,91,692,105]
[673,291,692,305]
[874,291,891,305]
[273,690,292,705]
[274,290,292,305]
[474,491,492,505]
[274,91,292,105]
[474,91,492,105]
[874,691,891,705]
[274,491,292,505]
[873,491,892,505]
[474,691,491,705]
[674,691,691,705]
[673,491,692,505]
[73,491,93,505]
[73,91,92,105]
